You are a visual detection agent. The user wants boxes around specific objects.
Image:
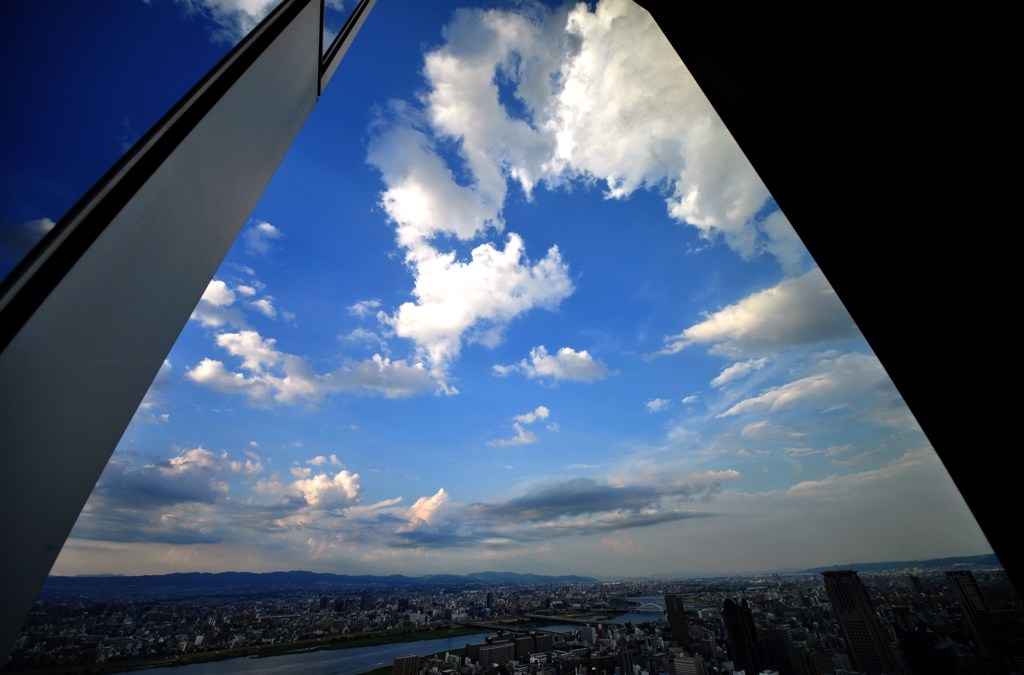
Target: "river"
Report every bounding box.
[139,632,494,675]
[136,598,668,673]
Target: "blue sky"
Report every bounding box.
[2,0,992,577]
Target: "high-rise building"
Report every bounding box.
[760,627,814,675]
[822,571,903,674]
[664,594,691,646]
[721,598,764,675]
[361,592,375,611]
[945,570,994,656]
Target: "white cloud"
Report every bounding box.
[368,0,806,379]
[202,279,235,306]
[160,447,220,473]
[710,357,768,388]
[248,297,277,318]
[786,449,932,499]
[369,102,574,379]
[187,330,441,405]
[740,420,769,438]
[383,233,573,374]
[376,0,794,266]
[494,345,609,382]
[368,111,505,249]
[399,488,449,532]
[187,358,267,399]
[761,210,806,273]
[646,398,671,413]
[293,470,361,509]
[342,327,382,343]
[552,0,774,258]
[660,267,857,357]
[681,395,699,405]
[191,278,247,328]
[242,221,284,255]
[515,405,549,424]
[348,299,382,317]
[216,330,280,372]
[175,0,282,44]
[491,406,550,447]
[307,454,342,467]
[718,352,914,432]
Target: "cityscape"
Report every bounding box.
[6,558,1022,674]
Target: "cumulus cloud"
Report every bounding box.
[552,0,776,257]
[490,405,550,447]
[659,267,858,357]
[711,357,768,388]
[383,234,573,373]
[371,0,795,270]
[494,345,609,382]
[293,470,361,509]
[368,0,805,378]
[69,446,370,546]
[399,488,449,532]
[646,398,671,413]
[187,330,440,404]
[84,447,262,516]
[370,104,574,377]
[191,278,247,328]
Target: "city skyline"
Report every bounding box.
[1,0,993,579]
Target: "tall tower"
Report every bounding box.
[822,571,903,674]
[721,598,764,674]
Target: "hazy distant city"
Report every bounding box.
[6,556,1022,675]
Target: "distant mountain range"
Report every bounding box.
[45,554,1001,596]
[43,570,598,595]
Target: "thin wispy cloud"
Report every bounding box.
[658,267,858,358]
